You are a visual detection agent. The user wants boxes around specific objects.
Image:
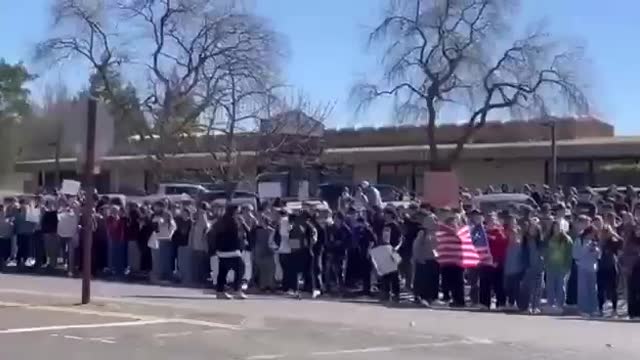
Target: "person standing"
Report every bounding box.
[437,215,471,308]
[57,203,79,276]
[106,206,127,277]
[503,215,524,310]
[124,203,142,275]
[597,225,622,316]
[0,205,13,271]
[284,212,318,297]
[412,210,439,306]
[252,215,277,292]
[326,212,351,294]
[520,219,545,314]
[399,207,420,291]
[567,215,591,307]
[173,207,193,283]
[485,213,508,309]
[575,226,601,317]
[40,200,59,272]
[15,199,36,269]
[189,203,211,285]
[212,205,247,300]
[544,220,574,313]
[362,182,383,209]
[377,208,402,303]
[151,202,176,282]
[624,226,640,319]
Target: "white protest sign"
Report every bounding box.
[60,179,81,195]
[369,245,399,276]
[258,182,282,199]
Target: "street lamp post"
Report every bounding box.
[543,121,558,189]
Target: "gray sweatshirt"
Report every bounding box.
[412,229,437,263]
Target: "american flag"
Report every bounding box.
[436,224,480,268]
[471,225,494,266]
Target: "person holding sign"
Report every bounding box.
[372,208,403,303]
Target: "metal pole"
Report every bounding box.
[81,98,97,305]
[550,122,558,189]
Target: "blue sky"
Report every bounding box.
[1,0,638,133]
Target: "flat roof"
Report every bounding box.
[15,136,640,171]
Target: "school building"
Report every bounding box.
[10,116,640,195]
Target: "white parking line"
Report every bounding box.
[0,299,242,332]
[246,355,286,360]
[310,347,393,356]
[246,337,494,359]
[153,331,194,338]
[51,333,117,344]
[0,319,171,334]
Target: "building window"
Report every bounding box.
[553,160,591,188]
[594,159,640,186]
[377,163,426,195]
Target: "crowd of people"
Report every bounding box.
[0,181,640,319]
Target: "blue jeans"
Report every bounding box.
[153,241,174,281]
[109,241,128,276]
[546,270,568,307]
[176,246,192,284]
[521,268,543,310]
[577,269,598,314]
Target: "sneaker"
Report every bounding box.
[216,292,233,300]
[312,290,321,299]
[235,291,248,300]
[286,290,297,297]
[528,308,542,315]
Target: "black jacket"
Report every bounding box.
[212,217,247,254]
[41,210,59,234]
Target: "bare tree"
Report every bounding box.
[42,81,71,188]
[353,0,589,171]
[36,0,285,182]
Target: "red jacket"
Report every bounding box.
[106,216,125,242]
[487,226,508,266]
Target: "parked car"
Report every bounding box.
[199,190,259,209]
[472,193,538,214]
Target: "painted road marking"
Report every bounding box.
[0,319,171,334]
[246,337,494,359]
[0,300,156,320]
[0,299,242,332]
[153,331,194,338]
[51,333,117,344]
[246,355,286,360]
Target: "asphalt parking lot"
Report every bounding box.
[0,302,501,360]
[0,275,636,360]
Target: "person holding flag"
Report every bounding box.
[468,209,493,307]
[485,213,509,310]
[436,211,479,308]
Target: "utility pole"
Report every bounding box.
[543,121,558,189]
[81,97,97,305]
